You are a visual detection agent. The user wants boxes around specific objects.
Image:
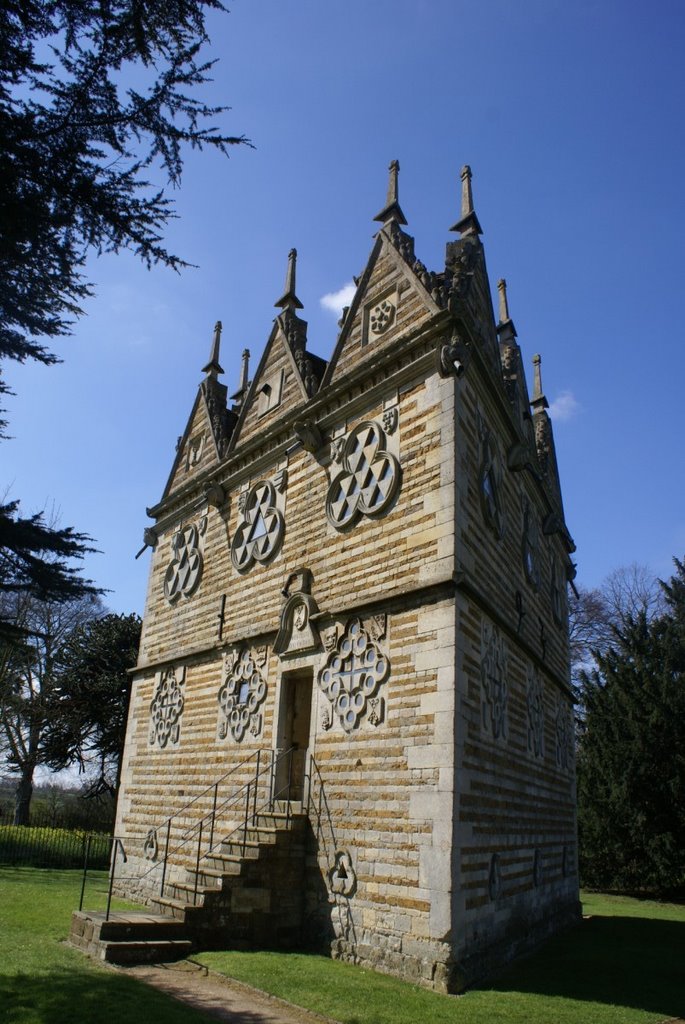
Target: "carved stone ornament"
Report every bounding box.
[143,829,159,862]
[526,665,545,759]
[149,666,185,748]
[203,480,225,508]
[330,437,345,464]
[273,593,321,657]
[143,527,158,550]
[323,627,338,652]
[218,649,268,742]
[488,853,502,901]
[318,618,390,732]
[369,298,396,336]
[365,613,387,642]
[293,420,323,453]
[481,620,508,740]
[326,420,401,530]
[231,479,285,573]
[329,850,357,897]
[555,697,573,771]
[367,696,384,727]
[185,433,205,471]
[382,406,399,435]
[437,331,471,380]
[163,518,206,604]
[320,703,332,731]
[478,413,504,539]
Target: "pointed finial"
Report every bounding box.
[450,164,483,236]
[531,354,549,411]
[495,278,517,339]
[239,348,250,392]
[374,159,408,226]
[497,279,510,323]
[274,248,304,310]
[202,320,224,377]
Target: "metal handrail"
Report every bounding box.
[219,745,296,858]
[79,746,299,917]
[106,839,127,919]
[153,748,261,835]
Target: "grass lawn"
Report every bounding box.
[0,867,215,1024]
[196,892,685,1024]
[1,868,683,1024]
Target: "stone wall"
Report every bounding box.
[116,206,579,991]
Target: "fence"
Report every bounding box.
[0,824,113,870]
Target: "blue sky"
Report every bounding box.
[4,0,685,615]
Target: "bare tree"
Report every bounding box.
[0,591,103,823]
[569,562,667,712]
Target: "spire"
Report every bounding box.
[530,354,549,412]
[229,347,250,406]
[274,248,304,310]
[202,320,224,378]
[450,164,483,236]
[238,348,250,393]
[529,352,564,515]
[496,278,517,338]
[374,159,408,226]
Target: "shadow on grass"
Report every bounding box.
[483,915,685,1020]
[0,966,269,1024]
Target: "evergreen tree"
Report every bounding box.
[577,558,685,894]
[45,612,141,796]
[0,0,247,638]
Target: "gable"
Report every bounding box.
[161,387,221,500]
[230,319,310,449]
[323,231,440,387]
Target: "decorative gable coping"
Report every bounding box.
[146,304,573,558]
[321,228,443,390]
[145,312,446,523]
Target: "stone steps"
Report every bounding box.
[70,809,308,965]
[69,910,193,964]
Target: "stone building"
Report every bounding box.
[113,162,580,990]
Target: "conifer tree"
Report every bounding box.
[0,0,247,640]
[577,558,685,894]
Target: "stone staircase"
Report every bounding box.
[70,808,308,965]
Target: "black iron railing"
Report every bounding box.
[79,745,297,919]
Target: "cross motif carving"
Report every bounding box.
[218,649,267,742]
[318,618,389,732]
[149,667,185,748]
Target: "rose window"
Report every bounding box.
[149,667,185,748]
[369,299,396,336]
[231,480,284,572]
[326,421,401,530]
[318,618,390,732]
[481,621,508,740]
[218,650,267,742]
[164,522,204,603]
